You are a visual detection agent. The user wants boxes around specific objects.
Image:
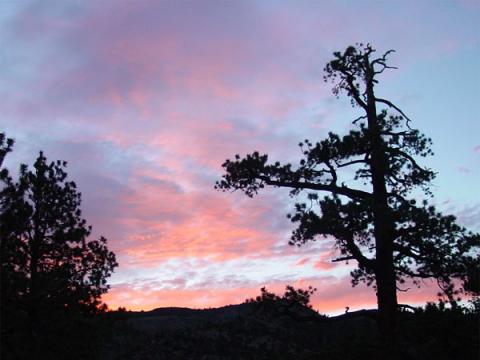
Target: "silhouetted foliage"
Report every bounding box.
[216,44,480,342]
[246,285,316,308]
[0,140,118,359]
[0,133,14,169]
[245,286,321,322]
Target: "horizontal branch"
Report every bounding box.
[260,177,372,200]
[332,256,355,263]
[382,130,410,137]
[335,158,368,168]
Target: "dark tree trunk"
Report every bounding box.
[364,61,398,345]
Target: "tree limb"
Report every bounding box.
[352,114,367,125]
[324,160,338,185]
[332,256,355,262]
[343,234,376,270]
[335,159,369,168]
[386,148,430,173]
[345,76,368,110]
[260,176,372,200]
[375,98,412,126]
[332,233,376,271]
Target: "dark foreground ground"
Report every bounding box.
[2,301,479,360]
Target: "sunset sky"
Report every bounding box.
[1,0,479,315]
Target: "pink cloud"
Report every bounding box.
[295,257,310,266]
[314,260,336,271]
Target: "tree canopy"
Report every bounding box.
[0,144,118,325]
[216,44,480,341]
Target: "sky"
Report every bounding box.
[1,0,479,315]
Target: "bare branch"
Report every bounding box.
[371,49,398,76]
[373,65,397,75]
[375,98,412,127]
[371,49,396,66]
[335,159,368,168]
[352,114,367,125]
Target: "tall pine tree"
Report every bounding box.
[216,44,480,342]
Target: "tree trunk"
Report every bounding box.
[364,61,398,346]
[375,236,398,340]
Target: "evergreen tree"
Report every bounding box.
[0,148,118,341]
[216,44,480,343]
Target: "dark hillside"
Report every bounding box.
[100,302,478,360]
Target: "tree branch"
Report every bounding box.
[260,176,372,200]
[332,233,376,271]
[332,256,355,262]
[352,114,367,125]
[393,243,424,261]
[386,148,430,173]
[335,159,368,168]
[382,130,410,137]
[375,98,412,126]
[343,234,376,270]
[345,76,368,110]
[324,160,338,185]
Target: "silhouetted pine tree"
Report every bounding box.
[0,143,118,358]
[216,44,480,347]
